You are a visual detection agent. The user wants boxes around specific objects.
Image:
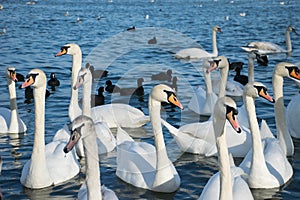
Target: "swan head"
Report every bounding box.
[287,25,296,34]
[21,69,46,89]
[213,97,241,136]
[274,62,300,82]
[63,115,94,153]
[212,25,222,33]
[6,66,18,82]
[150,84,183,109]
[206,56,228,73]
[244,82,275,103]
[55,43,81,57]
[73,67,92,90]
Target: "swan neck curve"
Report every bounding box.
[212,30,218,56]
[215,117,233,200]
[83,125,102,199]
[69,52,82,121]
[218,65,229,98]
[286,29,292,53]
[149,96,173,188]
[244,95,269,176]
[7,77,19,133]
[82,77,92,118]
[272,73,294,156]
[248,55,255,82]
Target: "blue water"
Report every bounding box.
[0,0,300,199]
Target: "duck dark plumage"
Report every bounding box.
[91,86,105,107]
[233,66,248,86]
[24,86,50,104]
[151,69,172,82]
[87,63,108,79]
[105,80,120,93]
[119,78,145,96]
[47,72,60,89]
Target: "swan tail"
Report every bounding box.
[117,126,134,145]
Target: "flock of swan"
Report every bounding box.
[0,23,300,199]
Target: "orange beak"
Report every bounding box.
[168,94,183,110]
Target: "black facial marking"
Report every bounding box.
[254,85,268,96]
[285,66,300,75]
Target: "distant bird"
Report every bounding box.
[0,28,6,35]
[47,73,60,90]
[151,69,172,82]
[148,36,157,44]
[0,4,3,10]
[119,78,145,96]
[97,16,101,21]
[91,86,105,107]
[127,26,136,31]
[64,11,69,16]
[86,63,108,79]
[233,65,248,86]
[105,80,120,93]
[77,17,82,23]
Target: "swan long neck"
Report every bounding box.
[218,66,229,98]
[203,66,213,94]
[216,120,233,200]
[272,74,294,156]
[82,78,92,118]
[212,30,218,56]
[69,52,82,121]
[244,95,269,175]
[248,55,255,82]
[7,78,19,133]
[83,125,102,200]
[149,97,172,187]
[286,29,292,53]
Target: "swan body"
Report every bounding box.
[239,82,293,189]
[199,97,253,200]
[91,103,150,128]
[0,67,27,135]
[273,62,300,155]
[64,115,118,200]
[74,67,116,154]
[287,94,300,138]
[175,26,221,59]
[116,84,183,192]
[20,69,80,189]
[241,25,296,54]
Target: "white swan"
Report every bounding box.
[187,57,224,116]
[0,67,27,135]
[175,26,221,59]
[116,84,183,192]
[199,97,253,200]
[20,69,80,189]
[241,25,296,54]
[170,56,249,157]
[74,67,116,154]
[239,82,293,189]
[55,43,150,129]
[64,115,118,200]
[273,62,300,155]
[55,43,82,122]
